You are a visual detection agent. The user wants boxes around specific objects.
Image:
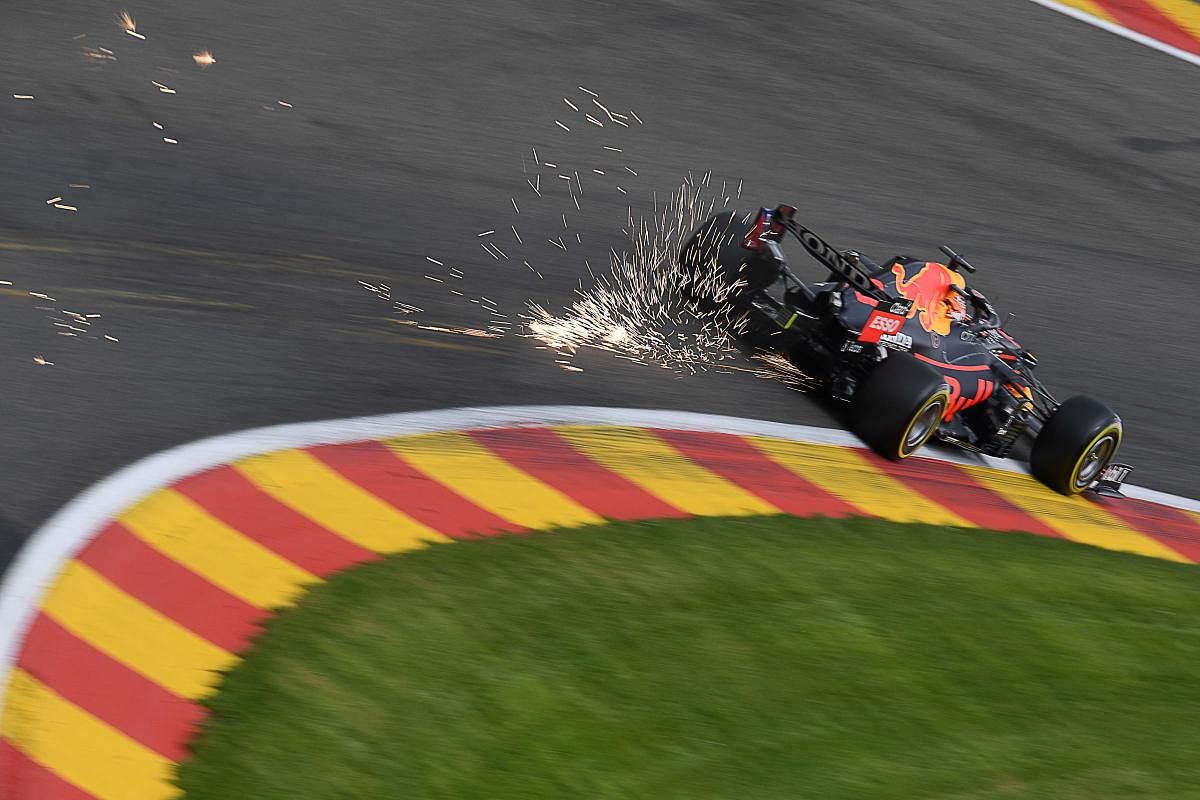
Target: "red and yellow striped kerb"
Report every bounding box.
[1055,0,1200,54]
[2,423,1198,800]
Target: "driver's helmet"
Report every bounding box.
[944,275,969,322]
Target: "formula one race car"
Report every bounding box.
[679,205,1128,495]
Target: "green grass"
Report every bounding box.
[176,517,1200,800]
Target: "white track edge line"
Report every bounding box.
[1026,0,1200,67]
[0,404,1195,729]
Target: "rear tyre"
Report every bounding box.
[678,211,768,310]
[851,354,951,460]
[1030,396,1121,495]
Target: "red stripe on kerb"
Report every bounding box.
[16,614,202,761]
[75,523,266,652]
[652,429,857,518]
[175,466,376,576]
[0,738,97,800]
[309,441,522,538]
[1089,496,1200,562]
[1090,0,1200,54]
[860,452,1064,537]
[469,427,687,520]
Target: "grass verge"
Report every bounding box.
[176,516,1200,799]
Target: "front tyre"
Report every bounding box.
[851,353,951,460]
[1030,396,1122,495]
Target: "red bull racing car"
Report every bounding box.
[679,205,1128,496]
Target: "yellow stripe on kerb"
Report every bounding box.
[384,432,602,529]
[39,561,236,700]
[962,465,1189,562]
[749,438,973,527]
[121,489,318,609]
[1,668,180,800]
[1055,0,1119,24]
[235,449,449,553]
[555,426,777,516]
[1147,0,1200,40]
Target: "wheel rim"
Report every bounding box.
[902,397,945,455]
[1074,432,1118,490]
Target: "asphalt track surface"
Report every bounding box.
[3,0,1199,573]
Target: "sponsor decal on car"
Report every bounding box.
[1094,463,1133,496]
[878,331,913,351]
[794,225,882,298]
[857,305,907,344]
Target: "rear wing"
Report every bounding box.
[747,205,891,304]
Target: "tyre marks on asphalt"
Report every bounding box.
[2,424,1198,800]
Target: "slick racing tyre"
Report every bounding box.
[851,353,951,460]
[1030,395,1122,495]
[678,211,767,310]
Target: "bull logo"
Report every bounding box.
[891,262,966,336]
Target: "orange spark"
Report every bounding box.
[117,10,144,38]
